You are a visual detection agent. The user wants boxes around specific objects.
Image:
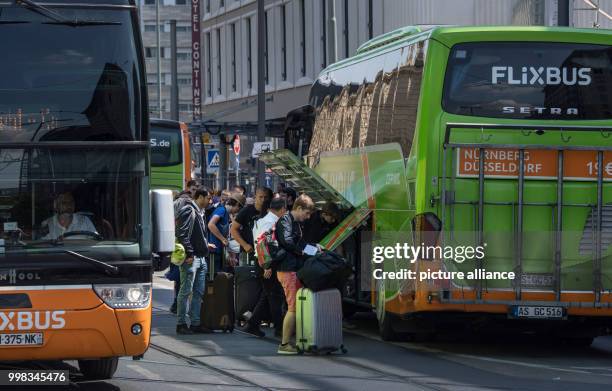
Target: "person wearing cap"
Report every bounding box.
[208,192,246,274]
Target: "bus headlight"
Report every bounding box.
[93,283,152,309]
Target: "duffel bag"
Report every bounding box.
[297,251,352,292]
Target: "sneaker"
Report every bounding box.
[239,324,265,338]
[277,343,298,355]
[176,324,193,335]
[190,325,212,334]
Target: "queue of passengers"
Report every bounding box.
[168,180,342,354]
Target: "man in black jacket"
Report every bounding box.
[175,189,213,334]
[273,194,315,354]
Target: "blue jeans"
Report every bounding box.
[177,256,207,326]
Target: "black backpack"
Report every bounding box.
[297,251,352,292]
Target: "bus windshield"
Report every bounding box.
[443,42,612,120]
[0,5,143,141]
[150,126,183,167]
[0,148,144,254]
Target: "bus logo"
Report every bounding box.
[491,66,592,86]
[0,311,66,331]
[0,269,41,285]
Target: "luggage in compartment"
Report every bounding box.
[296,288,346,354]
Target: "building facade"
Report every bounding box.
[139,0,194,122]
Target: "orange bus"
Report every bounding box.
[0,0,173,379]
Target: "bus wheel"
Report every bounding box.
[78,357,119,380]
[376,280,399,341]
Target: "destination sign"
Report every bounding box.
[457,148,612,181]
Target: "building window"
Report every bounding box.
[321,0,327,69]
[206,0,210,13]
[176,25,191,33]
[216,28,222,94]
[367,0,373,39]
[220,0,224,8]
[177,51,191,60]
[264,11,269,84]
[145,0,154,4]
[178,76,192,85]
[145,47,154,58]
[179,103,192,112]
[300,0,306,76]
[344,0,349,58]
[281,4,287,81]
[246,17,252,88]
[206,32,212,97]
[175,0,186,4]
[144,24,156,32]
[231,23,237,92]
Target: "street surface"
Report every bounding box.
[6,273,612,391]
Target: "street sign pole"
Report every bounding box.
[257,0,265,187]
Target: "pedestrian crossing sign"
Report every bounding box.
[207,149,220,173]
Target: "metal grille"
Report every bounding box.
[580,204,612,256]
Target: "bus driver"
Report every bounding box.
[42,192,98,240]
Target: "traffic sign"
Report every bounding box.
[206,149,220,173]
[252,141,274,158]
[233,135,240,155]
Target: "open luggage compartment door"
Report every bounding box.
[259,149,353,209]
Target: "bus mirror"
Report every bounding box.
[411,213,442,259]
[151,189,175,256]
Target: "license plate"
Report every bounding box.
[0,332,43,346]
[510,306,565,319]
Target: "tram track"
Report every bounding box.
[148,342,274,391]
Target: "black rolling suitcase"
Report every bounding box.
[201,258,235,332]
[234,265,262,324]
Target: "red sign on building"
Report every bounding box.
[191,0,201,120]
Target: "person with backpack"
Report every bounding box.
[273,194,315,354]
[175,189,213,335]
[239,196,287,337]
[208,193,246,274]
[230,187,273,265]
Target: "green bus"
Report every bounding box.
[266,26,612,343]
[150,119,193,192]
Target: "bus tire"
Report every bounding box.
[378,311,399,341]
[376,279,399,341]
[78,357,119,380]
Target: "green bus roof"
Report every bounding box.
[321,25,612,75]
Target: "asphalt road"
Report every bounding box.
[6,274,612,391]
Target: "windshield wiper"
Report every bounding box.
[14,0,121,27]
[64,250,120,276]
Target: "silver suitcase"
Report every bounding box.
[296,288,347,354]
